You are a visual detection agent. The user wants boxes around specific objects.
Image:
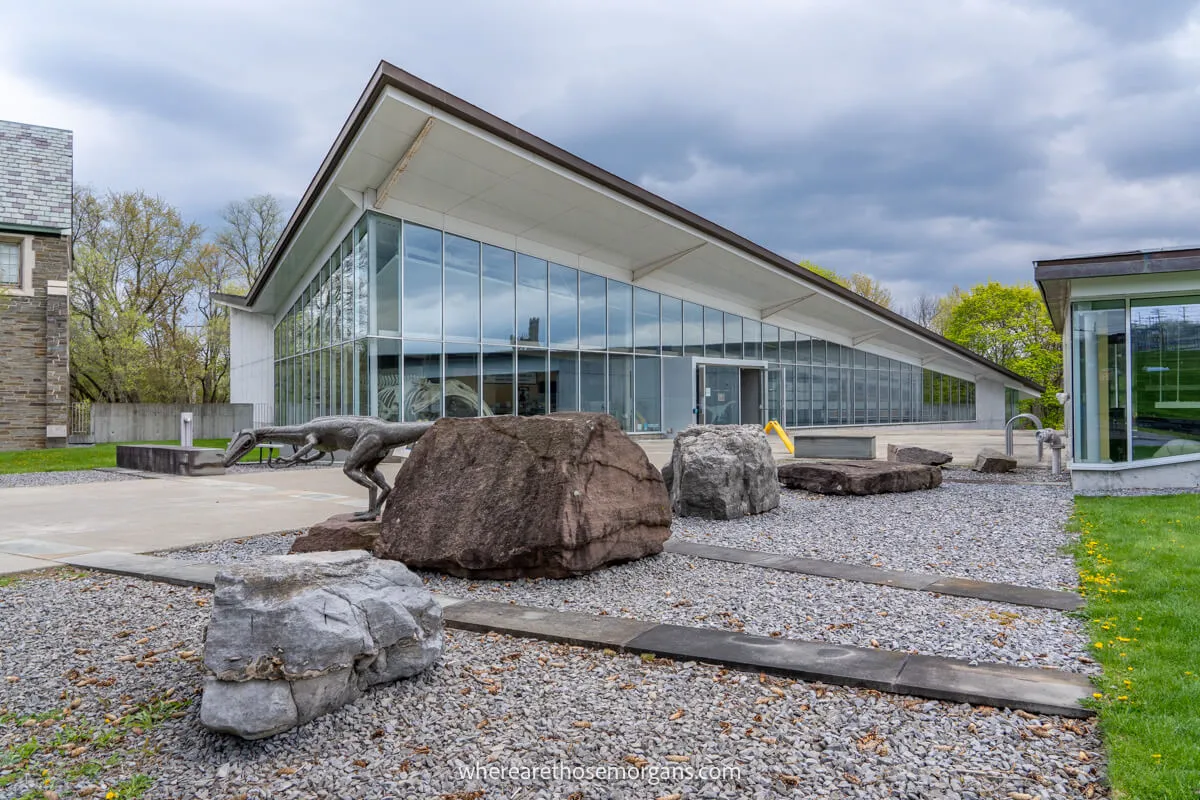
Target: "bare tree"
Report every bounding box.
[905,292,941,328]
[216,194,285,288]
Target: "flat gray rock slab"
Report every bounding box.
[664,540,1083,611]
[56,554,1093,716]
[442,600,658,649]
[897,655,1094,719]
[59,551,217,589]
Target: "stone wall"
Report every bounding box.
[0,233,70,450]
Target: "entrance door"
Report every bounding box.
[702,365,740,424]
[740,368,764,426]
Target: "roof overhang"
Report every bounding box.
[246,61,1042,396]
[1035,246,1200,332]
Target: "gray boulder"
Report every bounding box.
[200,551,442,739]
[669,425,780,519]
[777,460,942,495]
[887,443,953,466]
[973,449,1018,473]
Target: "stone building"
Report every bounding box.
[0,120,73,450]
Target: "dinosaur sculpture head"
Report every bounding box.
[224,429,259,467]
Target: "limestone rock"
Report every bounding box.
[777,460,942,495]
[200,551,442,739]
[887,443,953,466]
[973,449,1018,473]
[289,513,380,554]
[669,425,780,519]
[375,413,671,579]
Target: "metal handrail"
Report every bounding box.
[1005,413,1043,460]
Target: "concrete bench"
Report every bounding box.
[791,434,876,460]
[115,445,226,476]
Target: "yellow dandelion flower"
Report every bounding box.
[1092,692,1103,699]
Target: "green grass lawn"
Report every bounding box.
[1071,494,1200,799]
[0,439,277,474]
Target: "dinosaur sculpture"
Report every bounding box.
[224,417,434,520]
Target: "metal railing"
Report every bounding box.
[69,402,92,437]
[1005,413,1043,460]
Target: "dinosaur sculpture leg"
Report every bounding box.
[280,433,320,465]
[343,434,394,520]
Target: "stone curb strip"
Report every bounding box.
[664,540,1085,612]
[52,551,1093,718]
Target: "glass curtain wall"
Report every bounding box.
[273,211,977,431]
[1072,295,1200,463]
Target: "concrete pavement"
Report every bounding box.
[0,427,1047,577]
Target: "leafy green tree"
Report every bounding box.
[941,280,1063,425]
[69,188,237,403]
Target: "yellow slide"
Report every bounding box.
[763,420,793,454]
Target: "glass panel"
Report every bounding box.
[683,302,704,357]
[549,351,578,412]
[608,354,634,430]
[743,319,761,360]
[482,346,515,416]
[795,335,810,364]
[330,251,342,345]
[482,245,515,344]
[403,340,441,421]
[704,366,740,425]
[517,254,547,346]
[661,296,684,357]
[634,356,661,432]
[444,234,481,341]
[762,324,779,362]
[355,340,368,416]
[724,314,743,359]
[579,273,607,350]
[634,288,660,354]
[548,263,578,348]
[329,348,340,415]
[780,330,797,364]
[767,368,782,423]
[704,308,724,358]
[1131,296,1200,460]
[517,349,547,416]
[853,366,867,424]
[866,368,879,424]
[580,352,606,413]
[812,365,826,425]
[372,217,400,334]
[402,223,442,339]
[444,343,482,417]
[375,339,401,421]
[811,339,826,366]
[354,221,368,339]
[607,279,634,352]
[795,365,812,426]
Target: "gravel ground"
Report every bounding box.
[0,569,1107,799]
[942,466,1071,486]
[675,483,1079,591]
[0,469,145,490]
[162,534,1094,674]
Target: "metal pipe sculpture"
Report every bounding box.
[224,417,434,520]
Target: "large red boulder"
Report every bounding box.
[375,413,671,578]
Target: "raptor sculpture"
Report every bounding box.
[224,417,434,520]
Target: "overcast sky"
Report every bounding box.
[4,0,1199,309]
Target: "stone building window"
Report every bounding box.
[0,241,18,285]
[0,235,34,296]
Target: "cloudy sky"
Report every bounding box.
[4,0,1200,309]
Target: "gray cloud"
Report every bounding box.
[3,0,1200,308]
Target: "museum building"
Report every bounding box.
[224,62,1040,434]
